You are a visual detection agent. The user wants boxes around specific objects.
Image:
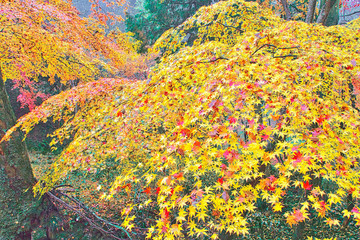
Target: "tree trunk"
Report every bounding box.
[281,0,292,20]
[324,0,339,26]
[316,0,337,24]
[305,0,318,23]
[0,69,54,239]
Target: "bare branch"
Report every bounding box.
[341,10,360,18]
[47,191,133,240]
[250,44,300,57]
[216,21,244,33]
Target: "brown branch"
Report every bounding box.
[250,44,300,57]
[184,56,229,68]
[273,54,298,59]
[216,21,244,33]
[341,10,360,18]
[47,191,132,240]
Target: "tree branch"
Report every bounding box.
[184,56,229,68]
[216,21,244,33]
[47,190,133,240]
[341,10,360,18]
[250,44,300,57]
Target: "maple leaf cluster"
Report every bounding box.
[3,0,360,238]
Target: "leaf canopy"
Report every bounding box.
[0,0,140,108]
[4,0,360,238]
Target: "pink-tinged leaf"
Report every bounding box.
[301,105,308,111]
[228,117,236,124]
[222,191,229,202]
[352,207,360,214]
[294,209,305,222]
[258,124,266,130]
[209,129,218,137]
[269,175,277,182]
[209,100,219,108]
[291,146,299,152]
[292,151,303,164]
[351,59,357,67]
[237,196,245,203]
[336,136,344,144]
[248,119,255,127]
[161,226,168,233]
[223,150,238,162]
[261,135,269,141]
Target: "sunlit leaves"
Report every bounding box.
[0,0,144,108]
[3,0,360,238]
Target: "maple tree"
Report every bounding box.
[0,0,144,109]
[126,0,343,56]
[0,0,145,238]
[3,0,360,239]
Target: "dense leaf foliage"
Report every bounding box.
[0,0,142,109]
[4,0,360,238]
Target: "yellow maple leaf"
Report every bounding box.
[325,218,340,227]
[273,202,284,212]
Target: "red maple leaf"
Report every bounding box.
[228,117,237,124]
[177,148,185,156]
[143,187,151,195]
[164,208,170,218]
[303,181,312,190]
[292,151,303,166]
[218,177,224,185]
[261,134,270,141]
[116,110,123,117]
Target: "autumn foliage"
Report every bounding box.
[3,0,360,238]
[0,0,145,110]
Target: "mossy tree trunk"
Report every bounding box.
[0,69,54,239]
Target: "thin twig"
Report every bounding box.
[273,54,298,59]
[184,56,229,68]
[251,44,300,57]
[47,191,132,240]
[216,22,244,33]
